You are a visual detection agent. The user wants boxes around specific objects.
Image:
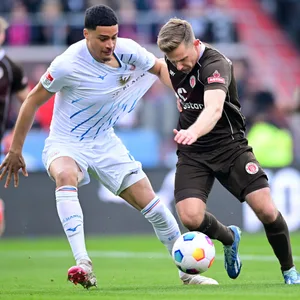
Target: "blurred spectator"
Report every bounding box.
[247,91,293,168]
[118,0,138,40]
[205,0,239,43]
[182,0,210,41]
[261,0,300,49]
[0,0,13,13]
[135,0,152,11]
[38,0,67,45]
[149,0,176,43]
[22,0,42,13]
[60,0,86,13]
[6,1,31,45]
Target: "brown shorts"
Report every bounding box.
[174,139,269,203]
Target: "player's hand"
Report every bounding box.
[173,128,198,145]
[177,98,183,112]
[0,151,28,188]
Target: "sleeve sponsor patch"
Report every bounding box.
[207,70,225,84]
[42,71,54,87]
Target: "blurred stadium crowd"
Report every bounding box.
[1,0,300,168]
[0,0,239,46]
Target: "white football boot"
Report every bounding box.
[179,271,219,285]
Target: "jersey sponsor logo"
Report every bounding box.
[190,75,196,88]
[245,162,259,175]
[119,75,132,85]
[42,71,54,86]
[182,102,204,110]
[207,70,225,84]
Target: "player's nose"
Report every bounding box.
[176,63,184,71]
[106,39,114,49]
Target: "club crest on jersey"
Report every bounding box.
[42,71,54,87]
[207,70,225,84]
[190,75,196,88]
[119,75,131,85]
[245,162,259,174]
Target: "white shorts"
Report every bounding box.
[42,131,146,195]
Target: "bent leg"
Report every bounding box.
[120,177,218,285]
[176,198,234,245]
[120,177,181,254]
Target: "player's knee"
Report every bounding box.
[255,203,278,224]
[55,169,78,187]
[179,211,204,231]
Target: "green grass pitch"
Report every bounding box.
[1,233,300,299]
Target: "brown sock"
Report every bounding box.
[194,212,234,246]
[263,212,294,271]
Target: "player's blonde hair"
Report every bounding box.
[157,18,195,53]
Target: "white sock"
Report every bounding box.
[141,197,181,255]
[56,185,90,264]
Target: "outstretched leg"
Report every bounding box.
[120,177,218,285]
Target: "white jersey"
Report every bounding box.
[40,38,157,143]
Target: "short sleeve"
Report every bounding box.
[127,40,156,72]
[11,62,28,93]
[201,59,231,94]
[40,56,74,93]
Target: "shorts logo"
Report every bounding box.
[207,70,225,84]
[245,162,259,174]
[42,71,54,87]
[190,75,196,88]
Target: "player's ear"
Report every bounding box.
[194,39,200,47]
[83,28,89,39]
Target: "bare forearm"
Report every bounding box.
[10,100,38,153]
[149,58,173,89]
[158,62,173,89]
[189,107,222,139]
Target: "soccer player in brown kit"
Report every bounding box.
[0,17,29,237]
[157,18,300,284]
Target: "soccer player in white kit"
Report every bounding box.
[0,5,218,288]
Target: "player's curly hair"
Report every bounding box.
[84,5,118,30]
[157,18,195,53]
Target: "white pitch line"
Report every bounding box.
[1,250,300,262]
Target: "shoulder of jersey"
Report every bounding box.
[115,37,140,54]
[54,40,85,65]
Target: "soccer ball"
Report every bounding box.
[172,231,215,274]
